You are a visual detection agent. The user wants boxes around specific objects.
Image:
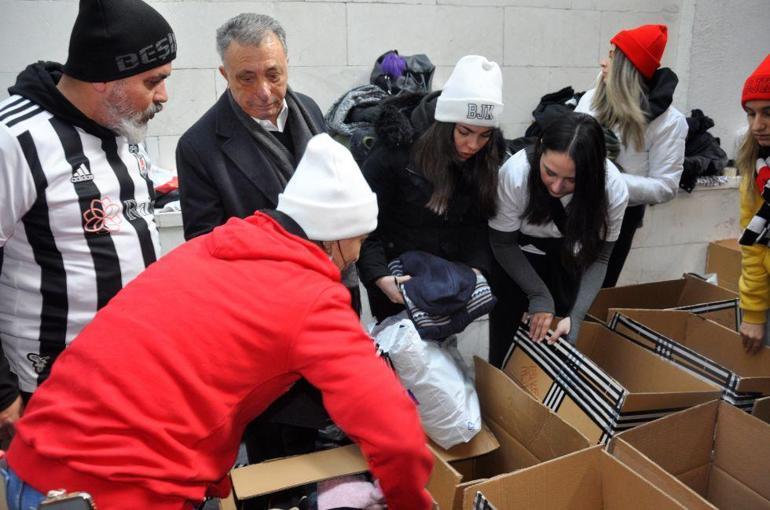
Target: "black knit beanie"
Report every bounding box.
[64,0,176,82]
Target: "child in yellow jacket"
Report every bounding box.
[738,54,770,354]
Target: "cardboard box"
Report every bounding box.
[753,395,770,424]
[503,322,721,444]
[466,446,686,510]
[587,274,740,330]
[608,309,770,410]
[427,357,589,510]
[706,239,742,293]
[611,400,770,509]
[223,357,590,510]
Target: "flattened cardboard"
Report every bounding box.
[611,400,770,510]
[504,322,721,444]
[706,239,742,292]
[587,274,740,330]
[753,395,770,424]
[226,357,588,509]
[608,309,770,410]
[464,446,685,510]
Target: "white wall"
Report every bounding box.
[1,0,691,170]
[1,1,766,163]
[684,0,770,157]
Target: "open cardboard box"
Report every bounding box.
[466,446,686,510]
[587,274,740,330]
[221,357,589,510]
[608,309,770,410]
[753,395,770,424]
[503,322,721,444]
[611,400,770,509]
[706,239,742,293]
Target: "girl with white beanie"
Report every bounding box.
[357,55,505,322]
[575,24,688,287]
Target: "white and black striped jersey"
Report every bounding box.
[0,90,160,393]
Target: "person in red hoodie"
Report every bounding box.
[4,133,434,510]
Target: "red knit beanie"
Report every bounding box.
[742,54,770,107]
[611,24,668,80]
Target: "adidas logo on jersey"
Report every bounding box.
[71,163,94,183]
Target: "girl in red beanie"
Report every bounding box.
[737,54,770,355]
[575,24,688,287]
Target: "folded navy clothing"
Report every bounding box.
[400,250,477,315]
[389,254,496,340]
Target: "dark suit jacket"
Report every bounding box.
[176,90,326,240]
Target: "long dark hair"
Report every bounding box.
[412,121,503,219]
[524,112,609,271]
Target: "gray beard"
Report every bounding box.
[105,84,162,144]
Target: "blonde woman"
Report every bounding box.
[737,55,770,355]
[575,24,688,287]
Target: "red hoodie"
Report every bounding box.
[8,212,433,509]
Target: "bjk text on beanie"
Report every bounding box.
[611,24,667,81]
[434,55,503,128]
[64,0,177,83]
[742,54,770,107]
[276,134,378,241]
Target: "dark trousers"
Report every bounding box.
[602,204,646,288]
[487,248,578,368]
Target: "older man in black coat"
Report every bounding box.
[176,13,326,241]
[176,15,341,507]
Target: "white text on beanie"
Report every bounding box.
[434,55,503,128]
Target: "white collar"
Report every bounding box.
[251,100,289,132]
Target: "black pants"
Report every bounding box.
[602,204,646,288]
[487,248,578,368]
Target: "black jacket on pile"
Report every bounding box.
[357,92,498,320]
[679,109,728,192]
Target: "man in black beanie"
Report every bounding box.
[0,0,176,440]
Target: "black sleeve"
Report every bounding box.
[566,241,615,343]
[176,135,226,241]
[357,147,398,286]
[489,227,554,314]
[0,343,19,411]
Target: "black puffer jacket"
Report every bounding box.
[357,93,497,319]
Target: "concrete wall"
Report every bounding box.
[0,0,697,171]
[1,1,765,172]
[684,0,769,156]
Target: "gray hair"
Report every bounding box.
[216,13,288,60]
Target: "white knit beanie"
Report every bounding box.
[434,55,503,128]
[276,134,378,241]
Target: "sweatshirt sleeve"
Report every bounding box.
[489,228,555,315]
[0,126,37,246]
[566,241,615,343]
[289,284,433,510]
[739,183,770,324]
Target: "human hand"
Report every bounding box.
[529,312,554,343]
[0,395,24,442]
[376,275,411,305]
[550,317,571,345]
[740,321,766,356]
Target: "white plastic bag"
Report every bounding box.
[371,314,481,449]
